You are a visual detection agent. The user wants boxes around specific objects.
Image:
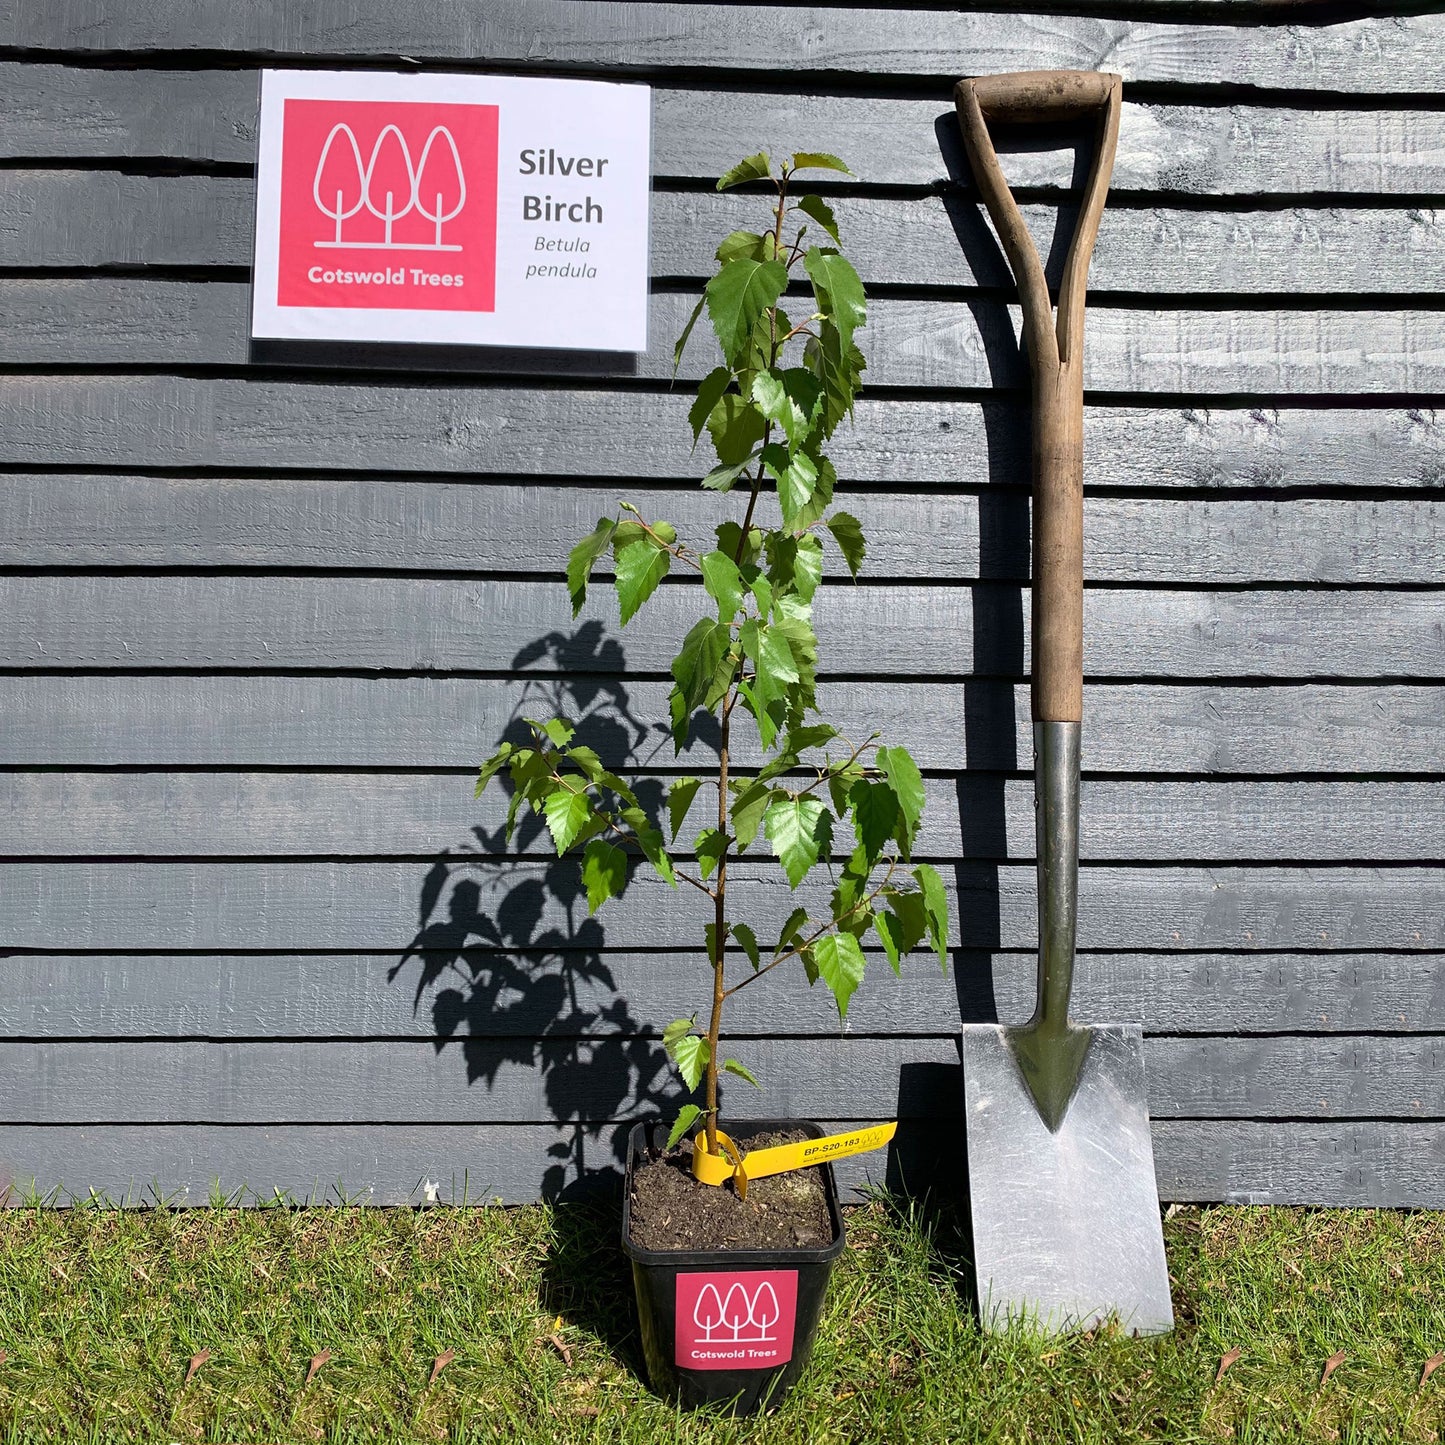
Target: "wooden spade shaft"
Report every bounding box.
[955,69,1122,1129]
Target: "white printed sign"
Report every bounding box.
[251,69,652,351]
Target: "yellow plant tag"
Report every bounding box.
[691,1122,897,1196]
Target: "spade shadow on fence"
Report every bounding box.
[391,622,705,1203]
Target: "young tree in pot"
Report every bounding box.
[475,152,948,1409]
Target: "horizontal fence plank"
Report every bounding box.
[2,1120,1440,1208]
[2,677,1437,774]
[2,861,1440,951]
[6,950,1441,1038]
[4,773,1439,864]
[1,378,1440,488]
[0,1034,1438,1124]
[6,575,1441,678]
[5,74,1445,200]
[9,171,1444,297]
[5,478,1440,585]
[4,6,1440,93]
[10,281,1445,395]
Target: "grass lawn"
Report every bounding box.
[0,1197,1441,1443]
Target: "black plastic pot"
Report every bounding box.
[621,1118,847,1413]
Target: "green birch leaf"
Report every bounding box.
[581,837,628,914]
[624,806,677,887]
[667,1104,703,1149]
[777,906,809,955]
[876,744,926,855]
[762,443,819,530]
[542,787,591,854]
[694,827,728,881]
[785,724,838,753]
[804,247,867,354]
[706,393,769,466]
[705,258,788,369]
[597,769,639,807]
[716,152,771,191]
[701,458,754,493]
[689,367,733,444]
[813,931,867,1019]
[732,922,761,971]
[667,777,704,841]
[773,615,818,692]
[912,863,950,969]
[729,779,774,850]
[672,295,706,375]
[873,909,905,974]
[662,1017,694,1049]
[670,1033,710,1092]
[801,944,819,985]
[537,717,574,748]
[850,777,900,863]
[722,1057,762,1089]
[886,888,929,955]
[715,229,768,263]
[828,760,864,816]
[790,152,851,176]
[668,682,690,752]
[474,742,513,798]
[716,521,763,568]
[566,518,616,618]
[795,193,840,243]
[807,323,866,437]
[614,540,670,625]
[652,520,678,546]
[763,794,832,888]
[736,679,781,751]
[793,533,823,602]
[671,618,729,711]
[826,511,867,577]
[701,550,745,620]
[752,368,825,454]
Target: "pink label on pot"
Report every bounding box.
[674,1270,798,1370]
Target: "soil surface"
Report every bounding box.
[628,1128,834,1252]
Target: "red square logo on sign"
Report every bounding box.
[276,98,499,312]
[674,1270,798,1371]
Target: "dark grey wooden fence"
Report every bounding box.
[1,1,1442,1208]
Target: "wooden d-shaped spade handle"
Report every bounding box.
[954,71,1121,723]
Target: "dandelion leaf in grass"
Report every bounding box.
[764,794,832,888]
[705,257,788,370]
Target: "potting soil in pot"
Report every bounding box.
[629,1129,833,1252]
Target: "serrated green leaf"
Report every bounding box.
[566,518,616,619]
[807,323,866,438]
[736,679,782,751]
[706,392,769,467]
[827,511,867,577]
[790,152,851,176]
[732,922,761,971]
[667,1104,703,1150]
[850,777,900,863]
[777,906,809,957]
[689,367,733,445]
[701,458,754,493]
[913,863,949,969]
[764,794,832,888]
[614,540,670,626]
[813,931,867,1019]
[785,724,838,753]
[564,745,604,784]
[623,805,677,887]
[705,257,788,369]
[672,618,730,713]
[874,910,905,974]
[670,1033,710,1092]
[795,193,840,244]
[537,717,574,748]
[701,550,745,620]
[722,1057,762,1089]
[652,520,677,546]
[762,443,819,531]
[804,247,867,354]
[792,454,836,532]
[716,152,771,191]
[876,744,925,856]
[742,619,801,714]
[752,368,825,454]
[667,777,703,842]
[756,749,799,785]
[729,779,774,850]
[597,768,638,807]
[801,944,819,985]
[663,1016,695,1049]
[773,614,819,695]
[715,229,768,263]
[542,787,591,855]
[474,743,513,798]
[886,889,928,956]
[794,533,823,602]
[673,295,706,376]
[716,520,763,568]
[694,827,728,881]
[581,837,627,914]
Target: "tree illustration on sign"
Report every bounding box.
[693,1283,725,1340]
[750,1281,780,1339]
[313,124,366,246]
[365,124,416,247]
[415,126,467,250]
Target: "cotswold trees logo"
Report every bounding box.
[674,1270,798,1370]
[275,99,498,312]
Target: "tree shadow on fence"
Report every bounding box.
[391,622,692,1204]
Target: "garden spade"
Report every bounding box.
[953,69,1173,1336]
